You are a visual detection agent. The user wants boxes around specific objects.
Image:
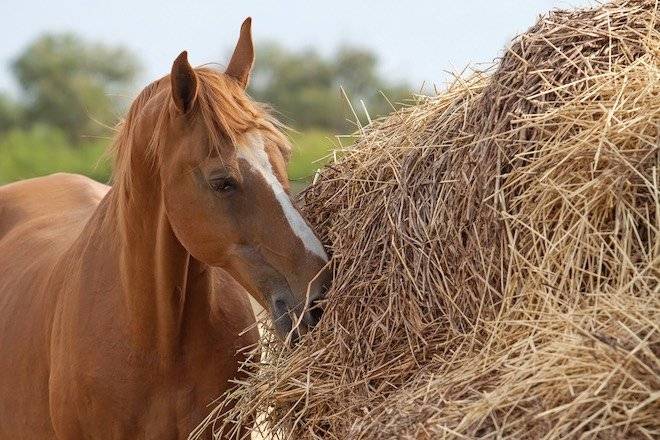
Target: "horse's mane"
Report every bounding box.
[109,67,290,193]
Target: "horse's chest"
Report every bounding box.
[50,345,241,439]
[48,269,257,438]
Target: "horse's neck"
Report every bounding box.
[103,173,212,356]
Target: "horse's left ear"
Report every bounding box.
[170,51,198,114]
[225,17,254,89]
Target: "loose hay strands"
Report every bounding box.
[193,0,660,438]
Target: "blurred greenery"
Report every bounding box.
[0,32,408,188]
[0,92,22,132]
[287,129,336,191]
[250,43,410,132]
[0,125,109,183]
[11,33,139,144]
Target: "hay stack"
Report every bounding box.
[195,0,659,438]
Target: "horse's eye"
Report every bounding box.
[210,177,236,193]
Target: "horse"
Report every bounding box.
[0,18,330,439]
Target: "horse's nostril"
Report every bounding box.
[273,299,287,316]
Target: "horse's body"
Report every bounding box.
[0,172,257,439]
[0,19,329,439]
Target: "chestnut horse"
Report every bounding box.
[0,18,329,439]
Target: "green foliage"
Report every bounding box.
[11,33,139,144]
[288,129,336,181]
[0,125,110,184]
[0,92,23,133]
[250,43,411,131]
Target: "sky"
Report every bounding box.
[0,0,594,94]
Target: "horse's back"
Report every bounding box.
[0,172,108,240]
[0,173,108,438]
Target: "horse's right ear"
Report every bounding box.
[225,17,254,89]
[170,51,198,114]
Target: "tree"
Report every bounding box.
[249,43,411,132]
[0,92,22,133]
[334,45,412,126]
[12,33,139,144]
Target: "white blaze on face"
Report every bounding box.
[237,132,328,261]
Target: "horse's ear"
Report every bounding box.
[225,17,254,89]
[170,51,198,114]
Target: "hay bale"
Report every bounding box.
[195,0,659,438]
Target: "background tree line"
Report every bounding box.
[0,33,411,184]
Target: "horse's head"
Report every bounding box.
[127,19,330,340]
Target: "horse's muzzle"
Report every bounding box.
[270,273,330,343]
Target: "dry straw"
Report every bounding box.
[193,0,659,438]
